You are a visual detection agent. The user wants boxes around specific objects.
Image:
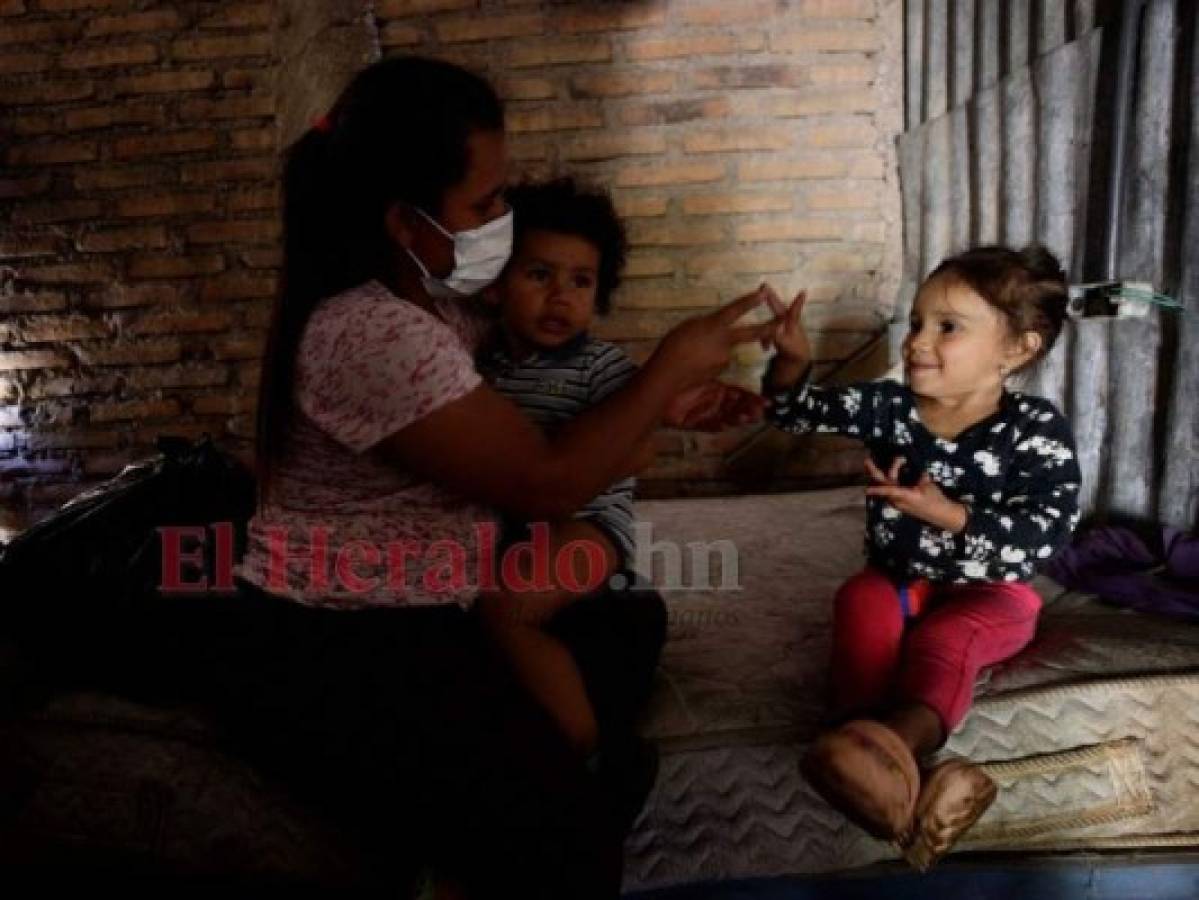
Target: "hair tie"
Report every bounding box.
[312,113,333,134]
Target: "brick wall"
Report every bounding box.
[0,0,278,530]
[0,0,902,531]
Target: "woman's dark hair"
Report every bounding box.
[505,177,627,314]
[929,244,1069,372]
[256,57,503,501]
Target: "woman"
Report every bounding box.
[198,57,777,898]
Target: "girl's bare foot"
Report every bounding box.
[801,719,920,842]
[901,758,997,871]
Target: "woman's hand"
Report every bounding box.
[864,457,969,532]
[648,285,780,394]
[663,381,767,431]
[763,287,812,392]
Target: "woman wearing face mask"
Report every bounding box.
[178,58,779,898]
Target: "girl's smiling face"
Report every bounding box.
[492,229,601,354]
[903,275,1040,402]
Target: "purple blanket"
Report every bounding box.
[1046,526,1199,620]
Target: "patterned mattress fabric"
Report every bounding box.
[624,488,1199,892]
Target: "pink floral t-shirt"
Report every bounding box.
[236,279,498,609]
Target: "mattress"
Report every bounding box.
[624,488,1199,892]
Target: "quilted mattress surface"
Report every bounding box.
[624,488,1199,891]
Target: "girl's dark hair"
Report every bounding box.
[505,177,627,314]
[930,244,1069,372]
[256,57,503,501]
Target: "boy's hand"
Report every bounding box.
[762,288,812,392]
[864,457,969,533]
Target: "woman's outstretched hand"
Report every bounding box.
[649,285,782,394]
[663,381,767,431]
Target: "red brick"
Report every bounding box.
[570,70,676,99]
[508,106,603,133]
[619,98,729,126]
[12,199,103,224]
[0,235,60,258]
[683,128,796,154]
[679,0,778,25]
[64,103,166,132]
[686,249,798,277]
[0,18,80,44]
[739,156,849,181]
[186,219,280,244]
[614,283,721,310]
[770,25,881,54]
[27,431,121,451]
[560,133,667,162]
[734,217,846,242]
[0,291,67,314]
[74,164,171,191]
[116,192,217,218]
[61,43,158,70]
[239,248,281,269]
[625,33,762,61]
[16,261,114,284]
[623,254,674,278]
[136,422,222,444]
[172,34,272,61]
[114,131,218,160]
[230,127,274,152]
[508,38,611,68]
[626,220,725,247]
[213,334,264,360]
[192,393,255,415]
[0,349,73,371]
[379,23,422,47]
[682,193,793,215]
[494,76,555,101]
[198,3,272,29]
[178,95,274,122]
[613,195,668,218]
[122,364,229,391]
[553,5,666,33]
[7,112,57,135]
[436,12,543,43]
[113,69,215,95]
[76,339,182,367]
[0,50,49,73]
[615,161,725,188]
[592,310,691,341]
[0,173,51,200]
[36,0,129,9]
[200,273,277,302]
[181,158,276,184]
[19,316,110,342]
[83,10,181,37]
[805,187,879,210]
[796,0,876,16]
[7,141,97,166]
[5,81,93,106]
[228,186,278,211]
[128,254,226,279]
[758,88,877,117]
[91,398,181,423]
[126,311,233,336]
[76,225,170,253]
[222,68,272,90]
[83,283,183,310]
[0,0,25,14]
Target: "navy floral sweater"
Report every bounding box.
[766,370,1082,585]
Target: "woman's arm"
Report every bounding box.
[378,288,777,520]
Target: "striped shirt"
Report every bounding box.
[477,332,638,559]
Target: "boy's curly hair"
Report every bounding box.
[930,244,1070,373]
[506,177,628,314]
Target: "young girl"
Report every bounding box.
[763,246,1082,869]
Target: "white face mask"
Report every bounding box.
[405,207,513,299]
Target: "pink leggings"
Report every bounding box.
[830,567,1041,735]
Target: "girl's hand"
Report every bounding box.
[664,381,767,431]
[649,285,781,394]
[762,288,812,392]
[764,287,812,366]
[864,457,969,532]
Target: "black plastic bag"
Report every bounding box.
[0,435,256,700]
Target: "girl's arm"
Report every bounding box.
[765,361,892,440]
[953,408,1082,574]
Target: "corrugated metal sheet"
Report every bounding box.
[899,0,1197,529]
